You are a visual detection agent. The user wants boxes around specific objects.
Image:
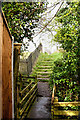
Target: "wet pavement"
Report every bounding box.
[37,82,51,97]
[27,81,51,119]
[27,97,51,119]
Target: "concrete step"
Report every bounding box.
[37,75,50,78]
[37,66,53,69]
[37,71,52,75]
[37,78,50,82]
[37,63,53,66]
[37,60,53,63]
[39,61,53,63]
[40,59,53,61]
[37,69,52,72]
[37,78,50,80]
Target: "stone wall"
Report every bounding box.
[19,43,42,75]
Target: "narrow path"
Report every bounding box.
[27,97,51,119]
[27,53,53,119]
[27,82,51,119]
[37,82,51,97]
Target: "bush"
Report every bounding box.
[50,56,80,102]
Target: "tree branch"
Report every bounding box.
[34,1,64,38]
[28,1,61,18]
[41,1,61,17]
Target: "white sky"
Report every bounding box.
[24,0,62,53]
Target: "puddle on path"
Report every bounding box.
[27,97,51,119]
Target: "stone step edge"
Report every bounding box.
[37,78,50,80]
[37,66,53,68]
[37,72,52,73]
[37,75,50,77]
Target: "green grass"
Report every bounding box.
[51,52,63,61]
[37,52,63,61]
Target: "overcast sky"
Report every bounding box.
[24,0,62,53]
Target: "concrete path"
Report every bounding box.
[37,82,51,97]
[27,97,51,119]
[27,82,51,120]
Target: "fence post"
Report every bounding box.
[13,43,22,118]
[29,80,31,93]
[0,9,3,120]
[17,74,22,119]
[17,81,20,119]
[51,84,58,119]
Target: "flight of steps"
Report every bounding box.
[31,53,54,82]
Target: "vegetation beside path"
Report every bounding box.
[30,51,63,81]
[50,2,80,103]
